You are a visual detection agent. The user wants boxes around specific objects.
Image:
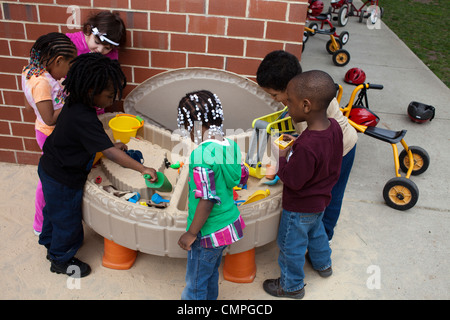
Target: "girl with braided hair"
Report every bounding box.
[38,53,158,277]
[177,90,249,300]
[21,32,77,236]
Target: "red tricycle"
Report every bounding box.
[329,0,384,26]
[307,0,350,46]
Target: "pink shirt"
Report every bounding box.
[66,31,119,60]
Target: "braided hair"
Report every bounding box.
[62,53,126,107]
[177,90,224,142]
[24,32,77,79]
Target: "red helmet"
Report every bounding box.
[407,101,435,123]
[308,0,324,16]
[348,106,379,127]
[344,68,366,85]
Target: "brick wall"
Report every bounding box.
[0,0,307,165]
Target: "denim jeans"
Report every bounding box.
[277,209,331,292]
[323,144,356,240]
[181,234,226,300]
[38,164,84,263]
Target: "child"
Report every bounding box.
[263,70,343,299]
[38,53,158,277]
[21,32,77,236]
[176,90,249,300]
[256,50,357,243]
[66,11,126,60]
[66,11,126,115]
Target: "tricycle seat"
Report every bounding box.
[364,126,407,144]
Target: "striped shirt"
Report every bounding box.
[192,165,248,248]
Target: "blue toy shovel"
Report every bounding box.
[151,193,170,204]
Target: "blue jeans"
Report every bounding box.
[323,144,356,241]
[181,234,226,300]
[38,164,84,263]
[277,209,331,292]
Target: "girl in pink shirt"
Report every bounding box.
[66,11,126,114]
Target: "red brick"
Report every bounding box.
[188,15,226,35]
[188,53,224,69]
[289,3,308,23]
[171,34,206,53]
[246,40,284,58]
[133,31,168,50]
[285,43,303,61]
[3,3,38,22]
[25,23,55,42]
[134,68,163,83]
[0,74,19,90]
[0,106,22,122]
[151,51,186,69]
[226,57,261,76]
[93,0,128,9]
[11,122,35,138]
[150,13,186,32]
[0,150,16,163]
[227,18,265,39]
[170,0,205,14]
[16,151,40,165]
[208,37,244,56]
[0,136,23,150]
[10,40,33,58]
[248,0,287,21]
[120,11,148,30]
[266,21,303,42]
[118,49,149,67]
[56,0,92,6]
[3,91,26,107]
[0,121,11,135]
[0,21,25,39]
[39,5,70,24]
[0,57,28,74]
[131,0,167,11]
[0,40,10,56]
[209,0,247,17]
[22,108,36,123]
[23,137,40,152]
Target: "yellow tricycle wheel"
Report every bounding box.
[399,146,430,176]
[383,177,419,211]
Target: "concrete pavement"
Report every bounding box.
[0,1,448,300]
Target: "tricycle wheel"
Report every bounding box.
[339,31,349,45]
[308,23,318,36]
[399,146,430,176]
[337,5,349,26]
[326,38,342,54]
[332,49,350,66]
[303,31,309,44]
[383,177,419,211]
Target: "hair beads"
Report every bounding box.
[177,90,224,144]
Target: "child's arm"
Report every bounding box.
[178,199,214,251]
[35,100,62,126]
[101,145,158,181]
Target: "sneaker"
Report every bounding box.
[263,278,305,299]
[33,229,41,236]
[317,266,333,278]
[50,257,91,278]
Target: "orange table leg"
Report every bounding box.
[223,248,256,283]
[102,238,137,270]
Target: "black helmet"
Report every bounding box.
[407,101,435,123]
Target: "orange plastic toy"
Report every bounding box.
[102,238,137,270]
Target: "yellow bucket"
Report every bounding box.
[108,114,144,143]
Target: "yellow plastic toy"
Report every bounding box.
[242,189,270,205]
[274,134,294,150]
[246,107,296,168]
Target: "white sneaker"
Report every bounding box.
[33,229,41,236]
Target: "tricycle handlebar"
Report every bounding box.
[368,83,383,90]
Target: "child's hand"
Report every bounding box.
[114,142,128,151]
[178,231,197,251]
[142,167,158,182]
